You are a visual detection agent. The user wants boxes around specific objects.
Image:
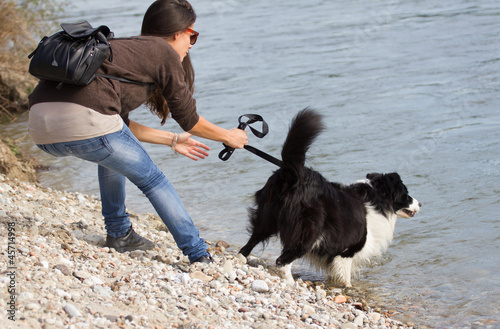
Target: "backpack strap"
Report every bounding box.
[61,22,148,85]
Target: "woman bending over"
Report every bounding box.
[28,0,247,264]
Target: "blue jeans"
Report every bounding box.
[36,124,209,262]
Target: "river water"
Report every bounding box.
[3,0,500,327]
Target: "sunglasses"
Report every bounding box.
[185,28,199,45]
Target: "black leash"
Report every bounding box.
[218,114,283,167]
[243,145,283,167]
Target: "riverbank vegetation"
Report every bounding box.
[0,1,65,180]
[0,0,63,122]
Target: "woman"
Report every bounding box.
[27,0,248,264]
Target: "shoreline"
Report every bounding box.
[0,174,415,328]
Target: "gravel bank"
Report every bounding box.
[0,174,414,329]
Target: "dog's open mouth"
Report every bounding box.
[401,209,416,218]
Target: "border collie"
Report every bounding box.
[239,108,421,287]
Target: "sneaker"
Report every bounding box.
[192,254,214,264]
[106,226,155,253]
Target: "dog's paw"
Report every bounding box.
[278,264,295,284]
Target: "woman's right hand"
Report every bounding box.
[225,128,248,149]
[188,116,249,149]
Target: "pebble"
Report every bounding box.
[83,276,103,286]
[234,253,247,264]
[0,174,414,329]
[130,250,145,258]
[181,273,191,284]
[222,259,234,273]
[18,292,34,302]
[251,280,269,293]
[104,315,118,322]
[63,303,82,318]
[73,270,91,280]
[370,312,382,322]
[190,271,213,282]
[25,303,41,311]
[72,230,84,239]
[92,285,111,298]
[83,234,105,246]
[53,264,71,276]
[335,295,348,303]
[354,314,365,326]
[55,288,72,299]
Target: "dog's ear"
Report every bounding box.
[366,173,389,198]
[388,172,401,179]
[366,173,381,180]
[368,172,403,193]
[385,173,402,187]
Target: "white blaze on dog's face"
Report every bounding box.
[396,197,421,219]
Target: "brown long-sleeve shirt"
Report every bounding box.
[28,36,199,131]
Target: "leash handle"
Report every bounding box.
[218,114,268,161]
[218,121,246,161]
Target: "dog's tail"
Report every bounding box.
[281,108,325,176]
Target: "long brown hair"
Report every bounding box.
[141,0,196,125]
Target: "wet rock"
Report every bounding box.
[216,240,230,249]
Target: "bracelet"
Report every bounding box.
[170,133,178,151]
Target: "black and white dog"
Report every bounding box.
[239,109,421,287]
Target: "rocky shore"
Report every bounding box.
[0,173,414,329]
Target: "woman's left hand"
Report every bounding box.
[173,132,210,160]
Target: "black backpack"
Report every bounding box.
[28,21,148,88]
